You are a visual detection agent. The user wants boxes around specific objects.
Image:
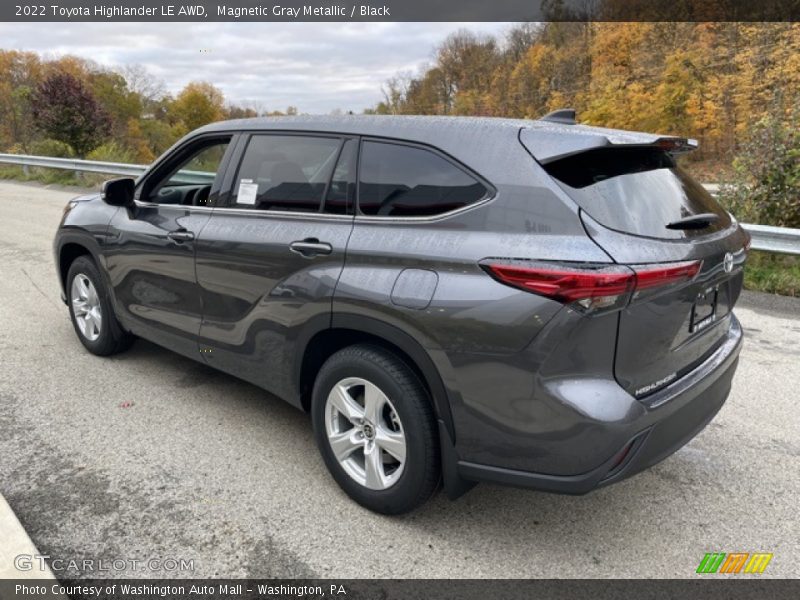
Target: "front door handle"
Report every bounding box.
[289,238,333,257]
[167,229,195,243]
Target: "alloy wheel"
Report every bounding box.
[324,377,407,490]
[70,274,102,342]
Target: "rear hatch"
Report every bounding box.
[522,124,749,399]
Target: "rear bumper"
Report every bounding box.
[456,314,742,494]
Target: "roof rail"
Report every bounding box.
[540,109,577,125]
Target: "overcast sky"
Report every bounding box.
[0,22,511,113]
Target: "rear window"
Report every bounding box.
[542,147,731,239]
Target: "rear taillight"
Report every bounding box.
[482,261,634,312]
[482,259,701,313]
[631,261,702,300]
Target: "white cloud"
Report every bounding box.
[0,22,511,113]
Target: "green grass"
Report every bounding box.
[0,165,103,188]
[744,251,800,297]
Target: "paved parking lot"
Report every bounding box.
[1,180,799,578]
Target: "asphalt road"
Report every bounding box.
[1,180,799,579]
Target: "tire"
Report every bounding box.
[311,344,440,514]
[66,255,134,356]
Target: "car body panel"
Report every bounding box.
[104,204,211,359]
[195,209,353,405]
[579,211,748,398]
[53,115,747,499]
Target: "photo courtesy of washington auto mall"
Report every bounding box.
[0,1,799,599]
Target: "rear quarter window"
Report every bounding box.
[358,141,489,217]
[542,146,732,239]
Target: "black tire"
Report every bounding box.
[66,255,134,356]
[311,344,440,515]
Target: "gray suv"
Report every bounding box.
[54,114,748,514]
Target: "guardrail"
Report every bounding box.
[741,223,800,255]
[0,153,147,177]
[0,153,214,184]
[0,152,798,255]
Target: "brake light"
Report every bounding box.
[482,259,702,313]
[482,261,634,312]
[632,261,702,291]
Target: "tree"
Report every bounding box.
[0,50,42,152]
[120,64,167,110]
[89,70,142,137]
[719,113,800,229]
[169,81,225,131]
[226,104,258,119]
[31,72,110,156]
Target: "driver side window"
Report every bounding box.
[145,138,230,206]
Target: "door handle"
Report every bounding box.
[167,229,195,243]
[289,238,333,257]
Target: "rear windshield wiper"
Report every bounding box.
[665,213,720,230]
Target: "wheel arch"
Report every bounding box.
[297,314,474,500]
[58,241,93,293]
[297,315,456,442]
[56,232,119,316]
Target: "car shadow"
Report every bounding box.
[112,336,727,573]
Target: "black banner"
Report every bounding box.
[2,0,800,22]
[2,579,800,600]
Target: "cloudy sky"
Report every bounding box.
[0,22,511,113]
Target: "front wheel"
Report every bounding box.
[311,344,440,514]
[67,256,133,356]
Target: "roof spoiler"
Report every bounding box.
[653,137,698,154]
[522,120,699,164]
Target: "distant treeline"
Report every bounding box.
[0,51,298,163]
[367,22,800,176]
[2,22,799,177]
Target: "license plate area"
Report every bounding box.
[690,286,718,333]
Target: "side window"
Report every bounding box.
[323,138,357,215]
[231,135,342,212]
[358,141,489,217]
[145,138,229,206]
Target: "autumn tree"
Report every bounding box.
[0,50,42,152]
[89,70,142,136]
[720,113,800,228]
[120,64,167,112]
[31,72,110,157]
[226,105,258,119]
[169,81,225,132]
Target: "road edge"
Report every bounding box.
[738,289,800,319]
[0,493,57,580]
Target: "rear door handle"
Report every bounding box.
[289,238,333,257]
[167,229,195,243]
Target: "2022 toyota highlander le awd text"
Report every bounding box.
[54,113,748,514]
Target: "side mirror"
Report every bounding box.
[101,177,135,208]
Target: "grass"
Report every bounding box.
[1,167,798,297]
[0,165,104,188]
[743,251,800,297]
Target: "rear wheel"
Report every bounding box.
[311,344,440,514]
[67,256,133,356]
